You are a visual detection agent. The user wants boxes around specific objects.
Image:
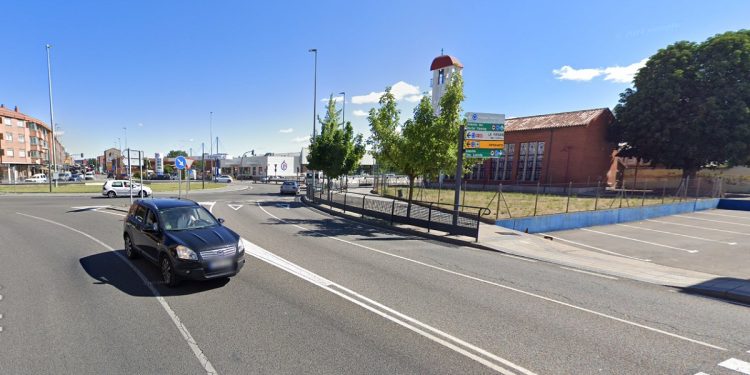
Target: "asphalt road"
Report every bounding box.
[1,183,749,374]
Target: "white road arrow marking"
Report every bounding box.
[228,204,243,211]
[197,201,216,213]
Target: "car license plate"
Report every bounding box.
[209,258,233,270]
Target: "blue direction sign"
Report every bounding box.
[174,156,187,170]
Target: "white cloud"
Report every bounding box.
[351,81,424,104]
[552,66,603,81]
[552,58,647,84]
[291,136,309,143]
[279,128,293,133]
[321,96,344,103]
[352,109,369,117]
[602,58,648,83]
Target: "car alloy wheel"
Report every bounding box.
[124,235,138,259]
[161,257,178,287]
[107,191,116,198]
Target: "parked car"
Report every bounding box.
[123,198,245,287]
[84,171,95,180]
[102,180,152,198]
[280,180,300,195]
[24,173,48,183]
[69,174,84,182]
[150,174,172,180]
[214,175,233,183]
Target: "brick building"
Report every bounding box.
[467,108,616,186]
[0,105,67,182]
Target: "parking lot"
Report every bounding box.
[543,209,750,279]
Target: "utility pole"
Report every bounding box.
[201,142,205,189]
[215,136,219,177]
[46,44,57,191]
[452,125,465,226]
[209,111,213,168]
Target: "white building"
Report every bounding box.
[220,152,301,178]
[430,53,463,115]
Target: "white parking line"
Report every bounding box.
[558,266,619,280]
[674,214,750,227]
[695,211,750,219]
[719,358,750,374]
[257,203,726,351]
[580,228,699,253]
[647,219,750,236]
[616,223,737,245]
[539,234,652,262]
[16,212,218,375]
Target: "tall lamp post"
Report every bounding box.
[309,48,318,193]
[338,91,346,125]
[45,44,57,191]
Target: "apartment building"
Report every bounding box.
[0,105,67,182]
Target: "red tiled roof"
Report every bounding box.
[430,55,463,71]
[505,108,612,132]
[0,106,49,129]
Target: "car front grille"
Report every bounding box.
[200,245,236,259]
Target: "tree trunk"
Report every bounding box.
[407,175,415,218]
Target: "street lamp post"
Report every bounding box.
[309,48,318,194]
[45,44,57,191]
[339,91,346,125]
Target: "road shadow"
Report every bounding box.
[79,250,229,297]
[681,277,750,307]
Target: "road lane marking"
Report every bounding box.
[197,201,216,213]
[694,372,710,375]
[558,266,619,280]
[719,358,750,374]
[538,234,652,262]
[257,203,727,351]
[580,228,699,253]
[616,223,737,245]
[695,211,750,219]
[16,212,218,375]
[244,239,534,375]
[674,214,750,227]
[646,219,750,236]
[227,204,243,211]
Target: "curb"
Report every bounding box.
[301,196,750,306]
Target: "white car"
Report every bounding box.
[214,175,233,183]
[24,173,48,183]
[102,180,152,198]
[280,181,300,195]
[84,172,95,180]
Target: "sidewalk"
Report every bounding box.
[305,188,750,304]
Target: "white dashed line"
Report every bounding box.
[16,212,217,375]
[257,203,726,351]
[719,358,750,374]
[580,228,699,253]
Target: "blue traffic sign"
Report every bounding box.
[175,156,187,170]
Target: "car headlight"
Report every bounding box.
[237,239,245,254]
[175,245,198,260]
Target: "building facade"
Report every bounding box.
[467,108,616,186]
[0,105,67,182]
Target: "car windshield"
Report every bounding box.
[159,206,218,231]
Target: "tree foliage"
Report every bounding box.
[611,30,750,177]
[307,95,366,187]
[367,73,466,211]
[166,150,188,158]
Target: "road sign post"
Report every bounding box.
[175,155,187,199]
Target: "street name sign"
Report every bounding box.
[465,130,504,140]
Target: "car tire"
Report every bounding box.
[107,191,116,198]
[124,235,139,259]
[139,190,146,197]
[160,256,180,287]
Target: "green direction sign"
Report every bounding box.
[464,149,504,158]
[466,123,505,132]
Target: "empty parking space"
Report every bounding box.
[545,209,750,279]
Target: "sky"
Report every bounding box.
[2,0,749,159]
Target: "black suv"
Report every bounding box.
[123,198,245,286]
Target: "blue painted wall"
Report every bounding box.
[717,199,750,211]
[496,198,722,233]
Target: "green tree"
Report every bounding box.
[307,95,366,193]
[611,30,750,178]
[166,150,188,158]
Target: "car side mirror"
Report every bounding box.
[217,218,225,225]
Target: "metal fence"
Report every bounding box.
[306,186,489,241]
